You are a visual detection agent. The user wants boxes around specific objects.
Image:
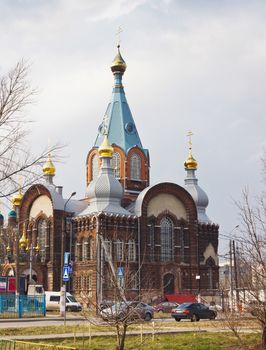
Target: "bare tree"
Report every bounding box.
[0,60,61,199]
[79,233,154,350]
[234,153,266,348]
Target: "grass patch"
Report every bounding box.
[0,319,259,337]
[33,332,263,350]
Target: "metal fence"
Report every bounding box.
[0,294,45,318]
[0,340,76,350]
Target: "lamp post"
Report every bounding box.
[60,191,76,320]
[196,275,201,302]
[228,225,239,311]
[60,192,76,287]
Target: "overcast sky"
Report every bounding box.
[0,0,265,258]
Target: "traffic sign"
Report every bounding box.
[63,266,69,281]
[117,267,124,277]
[64,252,70,266]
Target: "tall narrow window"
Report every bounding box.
[92,154,99,180]
[37,219,47,263]
[111,152,121,178]
[127,240,136,262]
[179,227,184,262]
[130,153,141,180]
[76,242,82,261]
[103,240,112,261]
[82,239,88,261]
[115,240,123,262]
[148,223,155,261]
[206,257,215,290]
[160,217,173,262]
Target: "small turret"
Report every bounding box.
[184,131,211,224]
[8,209,17,227]
[43,153,56,184]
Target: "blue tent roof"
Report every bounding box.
[94,60,148,156]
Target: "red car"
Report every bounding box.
[153,301,179,313]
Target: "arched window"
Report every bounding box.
[103,240,112,261]
[148,223,155,261]
[127,240,136,262]
[37,219,47,263]
[111,152,121,178]
[92,154,99,180]
[130,153,141,180]
[206,257,216,290]
[160,217,173,262]
[115,240,123,262]
[82,238,88,261]
[75,242,82,261]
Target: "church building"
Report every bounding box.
[1,46,219,306]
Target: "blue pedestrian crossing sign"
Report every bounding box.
[63,266,69,281]
[117,267,124,277]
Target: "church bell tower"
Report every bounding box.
[86,46,150,205]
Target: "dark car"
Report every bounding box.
[101,301,154,322]
[171,302,217,322]
[153,301,179,313]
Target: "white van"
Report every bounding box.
[45,291,82,312]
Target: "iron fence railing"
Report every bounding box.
[0,294,45,318]
[0,340,76,350]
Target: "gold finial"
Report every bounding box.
[111,29,127,74]
[43,152,56,176]
[6,244,11,253]
[35,244,40,253]
[184,130,198,170]
[19,223,28,249]
[98,133,114,158]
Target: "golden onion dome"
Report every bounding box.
[11,191,23,208]
[19,224,27,249]
[184,150,198,170]
[98,134,113,158]
[43,153,56,176]
[111,45,127,74]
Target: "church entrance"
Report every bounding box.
[163,273,175,294]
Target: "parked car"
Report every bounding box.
[171,302,217,322]
[100,300,114,310]
[101,301,154,322]
[45,291,82,312]
[153,301,179,313]
[208,301,223,312]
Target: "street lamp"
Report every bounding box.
[196,275,201,302]
[60,192,76,286]
[60,191,76,321]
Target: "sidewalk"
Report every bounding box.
[0,314,85,323]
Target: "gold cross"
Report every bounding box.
[116,26,123,47]
[187,130,193,149]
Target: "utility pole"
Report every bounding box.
[229,240,234,311]
[233,240,239,309]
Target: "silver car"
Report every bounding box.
[101,301,154,322]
